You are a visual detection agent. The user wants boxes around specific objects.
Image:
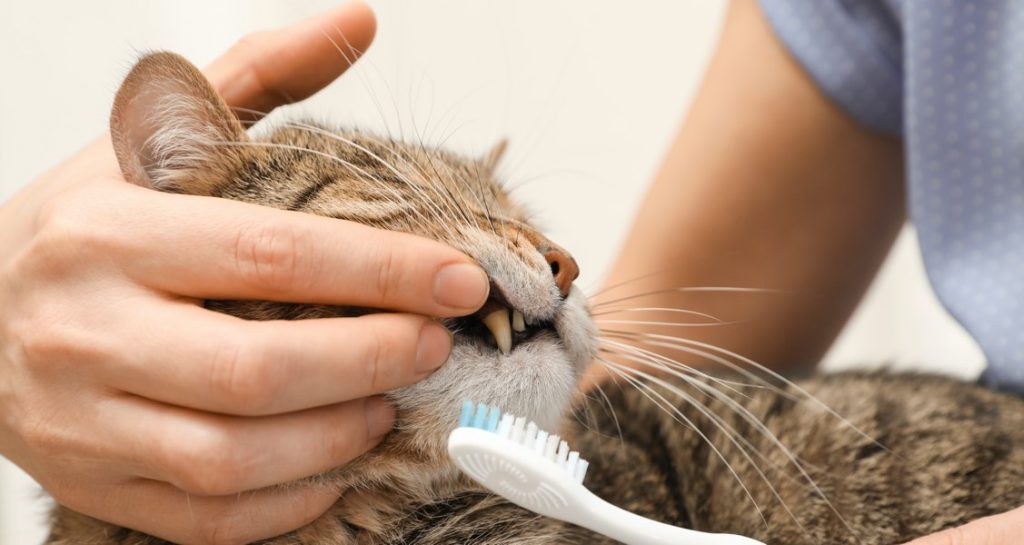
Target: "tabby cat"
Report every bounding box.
[47,52,1024,545]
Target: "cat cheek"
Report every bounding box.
[556,287,600,373]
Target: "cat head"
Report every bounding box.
[109,52,597,469]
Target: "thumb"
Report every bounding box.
[902,505,1024,545]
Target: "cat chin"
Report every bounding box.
[390,288,596,438]
[390,338,577,435]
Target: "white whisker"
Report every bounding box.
[597,339,754,396]
[269,121,466,242]
[600,361,771,530]
[590,286,783,310]
[590,306,726,323]
[599,331,795,400]
[595,318,743,328]
[624,332,889,451]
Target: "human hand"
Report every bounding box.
[901,505,1024,545]
[0,3,489,544]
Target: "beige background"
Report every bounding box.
[0,2,982,543]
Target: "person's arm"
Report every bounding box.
[586,0,904,386]
[0,3,487,544]
[591,3,1024,542]
[901,505,1024,544]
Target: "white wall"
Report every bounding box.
[0,2,981,543]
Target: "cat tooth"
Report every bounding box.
[511,309,526,332]
[482,307,513,354]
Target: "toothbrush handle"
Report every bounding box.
[577,494,765,545]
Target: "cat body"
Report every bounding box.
[46,52,1024,545]
[51,372,1024,545]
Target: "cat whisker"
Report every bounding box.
[464,157,501,239]
[366,142,468,236]
[595,318,744,328]
[569,380,625,444]
[596,339,754,397]
[325,22,408,142]
[230,105,274,124]
[501,167,589,195]
[589,286,784,310]
[214,140,451,237]
[410,119,489,232]
[316,24,399,143]
[320,25,492,238]
[599,331,795,399]
[599,361,772,531]
[410,128,482,230]
[602,360,829,540]
[618,331,891,453]
[597,346,819,490]
[584,269,684,300]
[401,81,462,232]
[594,345,812,497]
[597,342,821,504]
[597,331,877,540]
[589,306,726,322]
[269,121,468,241]
[420,81,483,149]
[653,362,854,540]
[598,345,833,490]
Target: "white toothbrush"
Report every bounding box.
[447,402,765,545]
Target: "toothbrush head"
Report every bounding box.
[448,402,768,545]
[456,401,589,483]
[448,401,589,517]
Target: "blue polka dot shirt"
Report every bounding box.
[759,1,1024,392]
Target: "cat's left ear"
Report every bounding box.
[480,138,508,173]
[110,51,249,195]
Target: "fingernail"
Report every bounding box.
[416,320,453,374]
[365,396,396,440]
[433,262,489,311]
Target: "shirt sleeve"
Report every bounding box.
[758,0,904,135]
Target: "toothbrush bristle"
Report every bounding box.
[472,403,488,429]
[534,429,549,456]
[457,401,590,484]
[486,406,500,432]
[575,459,589,483]
[458,401,474,428]
[497,413,514,438]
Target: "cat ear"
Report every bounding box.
[480,138,508,172]
[110,51,249,194]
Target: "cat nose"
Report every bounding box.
[542,247,579,298]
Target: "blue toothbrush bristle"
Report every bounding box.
[458,401,474,428]
[472,402,489,429]
[454,401,590,483]
[457,402,501,432]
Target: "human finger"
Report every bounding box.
[96,394,391,496]
[68,478,338,545]
[100,301,450,416]
[37,184,489,316]
[205,1,377,116]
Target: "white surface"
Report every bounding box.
[0,2,981,543]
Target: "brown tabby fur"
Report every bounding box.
[47,52,1024,545]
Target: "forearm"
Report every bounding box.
[586,0,904,386]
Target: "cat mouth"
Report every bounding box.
[450,293,557,354]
